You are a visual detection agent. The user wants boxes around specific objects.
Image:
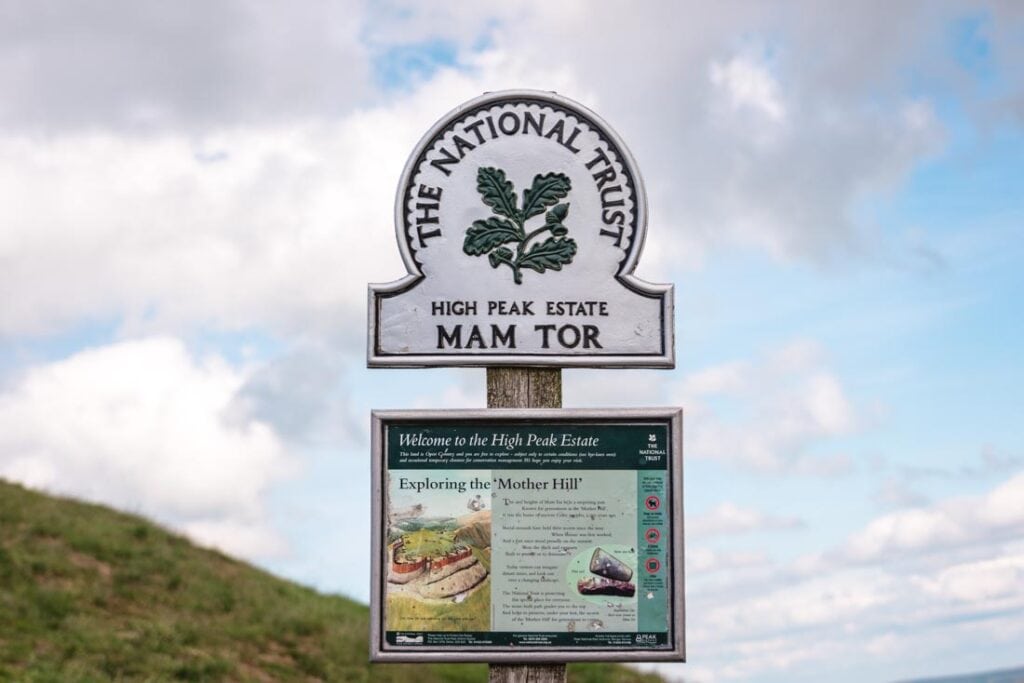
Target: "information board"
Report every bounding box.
[370,409,684,662]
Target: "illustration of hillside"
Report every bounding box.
[385,509,492,632]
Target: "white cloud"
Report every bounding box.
[682,543,1024,680]
[563,370,667,408]
[435,1,955,266]
[182,518,288,559]
[709,55,787,123]
[845,506,971,562]
[0,1,985,342]
[638,438,1018,679]
[0,1,372,131]
[672,340,858,473]
[690,502,803,537]
[676,361,749,398]
[872,478,931,509]
[672,472,1024,679]
[0,41,593,341]
[411,379,484,410]
[979,469,1024,525]
[844,470,1024,562]
[702,570,894,638]
[914,554,1024,603]
[227,342,360,446]
[687,546,770,575]
[0,116,411,338]
[0,337,294,559]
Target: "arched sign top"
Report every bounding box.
[368,90,674,368]
[395,91,649,280]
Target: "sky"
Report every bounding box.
[0,1,1022,681]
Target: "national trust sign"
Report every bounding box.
[368,90,673,368]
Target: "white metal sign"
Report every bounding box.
[368,90,673,367]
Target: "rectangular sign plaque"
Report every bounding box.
[370,409,684,662]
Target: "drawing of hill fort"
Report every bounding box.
[387,509,490,599]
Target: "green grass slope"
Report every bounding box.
[0,480,664,683]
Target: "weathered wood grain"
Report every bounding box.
[486,367,561,409]
[486,367,565,683]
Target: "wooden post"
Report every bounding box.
[488,663,566,683]
[487,367,566,683]
[487,368,561,410]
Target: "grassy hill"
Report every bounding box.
[0,479,665,682]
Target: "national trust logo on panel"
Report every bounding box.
[368,90,673,368]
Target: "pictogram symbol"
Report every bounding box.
[645,495,661,511]
[645,557,661,574]
[644,527,661,544]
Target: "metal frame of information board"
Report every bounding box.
[369,408,684,663]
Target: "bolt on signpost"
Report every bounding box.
[367,91,683,683]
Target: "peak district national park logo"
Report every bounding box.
[462,166,576,284]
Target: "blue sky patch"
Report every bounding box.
[372,39,460,91]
